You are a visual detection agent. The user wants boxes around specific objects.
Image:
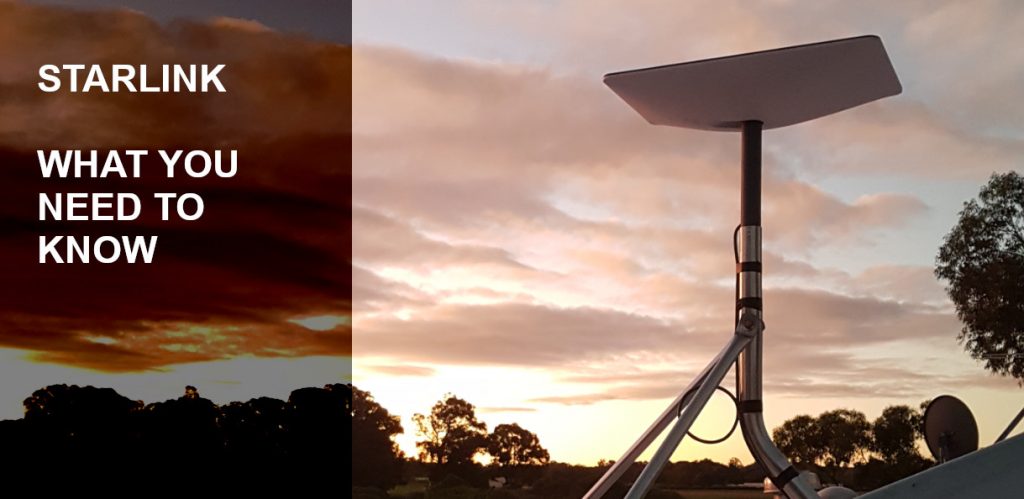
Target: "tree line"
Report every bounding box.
[0,382,350,483]
[772,404,932,490]
[353,388,551,491]
[353,385,935,498]
[0,379,934,494]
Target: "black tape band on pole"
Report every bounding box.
[736,297,763,311]
[736,262,762,272]
[737,400,763,413]
[772,466,800,490]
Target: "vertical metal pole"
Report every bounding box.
[735,121,817,499]
[736,122,763,412]
[740,121,762,227]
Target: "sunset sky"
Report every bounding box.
[351,1,1024,465]
[1,0,1022,471]
[0,1,351,423]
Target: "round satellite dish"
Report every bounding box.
[923,395,979,463]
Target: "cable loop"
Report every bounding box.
[676,385,740,445]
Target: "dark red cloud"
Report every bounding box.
[0,3,350,371]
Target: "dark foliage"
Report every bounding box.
[870,405,923,465]
[414,394,488,466]
[0,382,352,484]
[487,423,550,466]
[773,414,820,466]
[530,462,629,499]
[0,383,934,494]
[936,171,1024,381]
[658,459,740,489]
[772,405,932,488]
[352,386,405,488]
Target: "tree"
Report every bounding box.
[220,396,289,459]
[870,405,923,465]
[936,171,1024,381]
[816,409,872,480]
[774,409,871,481]
[773,414,822,466]
[487,423,550,466]
[413,393,487,465]
[21,384,142,463]
[1,382,368,484]
[352,386,405,488]
[285,383,350,468]
[139,385,223,463]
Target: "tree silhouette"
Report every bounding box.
[936,171,1024,381]
[285,383,351,470]
[487,422,550,466]
[773,409,872,483]
[413,393,487,465]
[221,396,289,459]
[21,384,142,463]
[352,386,404,488]
[816,409,872,474]
[870,405,923,465]
[138,385,224,465]
[0,382,354,482]
[0,383,939,492]
[773,414,821,466]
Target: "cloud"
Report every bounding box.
[208,16,273,33]
[348,42,1004,402]
[358,1,1024,184]
[353,265,966,396]
[354,46,932,256]
[479,406,537,414]
[356,302,697,367]
[0,3,350,149]
[846,265,950,305]
[362,364,436,377]
[0,3,350,371]
[352,206,536,272]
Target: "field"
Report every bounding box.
[670,489,764,499]
[383,484,765,499]
[389,482,429,496]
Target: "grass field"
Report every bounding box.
[670,489,764,499]
[384,484,765,499]
[389,482,429,496]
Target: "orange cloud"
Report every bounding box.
[351,43,1003,403]
[0,3,350,371]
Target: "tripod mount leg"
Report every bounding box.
[584,121,818,499]
[582,349,724,499]
[621,314,760,499]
